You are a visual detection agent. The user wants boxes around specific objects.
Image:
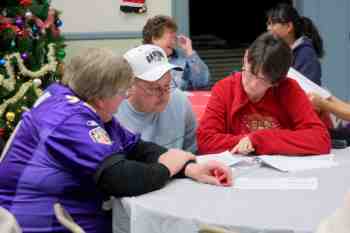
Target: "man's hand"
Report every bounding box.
[177,35,193,57]
[231,136,255,155]
[158,149,195,177]
[184,161,233,186]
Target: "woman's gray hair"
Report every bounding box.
[62,48,133,102]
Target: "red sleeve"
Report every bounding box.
[197,77,245,154]
[249,79,331,155]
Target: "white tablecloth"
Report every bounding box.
[112,148,350,233]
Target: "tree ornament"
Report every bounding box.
[21,52,29,60]
[5,112,15,122]
[57,50,66,60]
[2,9,7,17]
[55,19,63,28]
[33,78,42,87]
[0,59,5,66]
[19,0,32,7]
[16,28,24,37]
[0,128,5,137]
[32,25,39,34]
[10,40,16,48]
[57,62,64,75]
[25,11,33,20]
[15,17,24,28]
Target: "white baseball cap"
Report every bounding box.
[123,44,182,82]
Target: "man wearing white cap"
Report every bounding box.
[115,44,197,153]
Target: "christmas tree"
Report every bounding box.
[0,0,65,147]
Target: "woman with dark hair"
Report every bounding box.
[267,3,324,85]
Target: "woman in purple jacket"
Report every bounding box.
[267,3,324,86]
[0,48,232,233]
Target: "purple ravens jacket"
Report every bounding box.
[0,84,139,233]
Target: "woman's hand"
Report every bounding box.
[185,161,233,186]
[177,35,193,57]
[158,149,195,177]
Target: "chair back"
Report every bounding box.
[199,224,239,233]
[316,190,350,233]
[54,203,86,233]
[0,207,22,233]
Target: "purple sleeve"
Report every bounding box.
[45,113,137,177]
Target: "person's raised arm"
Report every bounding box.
[177,35,210,89]
[309,93,350,121]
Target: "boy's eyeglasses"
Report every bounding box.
[241,68,276,86]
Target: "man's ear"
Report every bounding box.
[242,49,249,69]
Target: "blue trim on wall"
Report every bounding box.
[171,0,190,36]
[63,31,142,41]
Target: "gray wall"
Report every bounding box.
[52,0,172,61]
[297,0,350,100]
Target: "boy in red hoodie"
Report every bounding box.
[197,32,330,156]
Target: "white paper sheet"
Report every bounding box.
[197,151,338,173]
[196,151,246,166]
[287,67,331,99]
[257,154,338,172]
[234,177,318,190]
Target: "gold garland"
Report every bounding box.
[0,81,34,117]
[0,43,57,92]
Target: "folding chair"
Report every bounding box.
[0,207,22,233]
[53,203,86,233]
[316,190,350,233]
[199,224,239,233]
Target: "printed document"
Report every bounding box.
[197,151,338,172]
[287,67,331,99]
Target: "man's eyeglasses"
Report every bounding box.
[136,81,177,97]
[116,89,129,98]
[241,68,275,86]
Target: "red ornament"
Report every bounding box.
[16,27,24,36]
[19,0,32,7]
[0,128,5,137]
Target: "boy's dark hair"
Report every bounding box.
[142,15,178,44]
[267,3,324,58]
[247,32,292,84]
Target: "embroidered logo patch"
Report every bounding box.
[89,127,112,145]
[86,120,99,127]
[65,95,80,104]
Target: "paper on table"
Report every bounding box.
[257,154,338,172]
[234,177,318,190]
[287,67,331,99]
[196,151,247,167]
[197,151,338,172]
